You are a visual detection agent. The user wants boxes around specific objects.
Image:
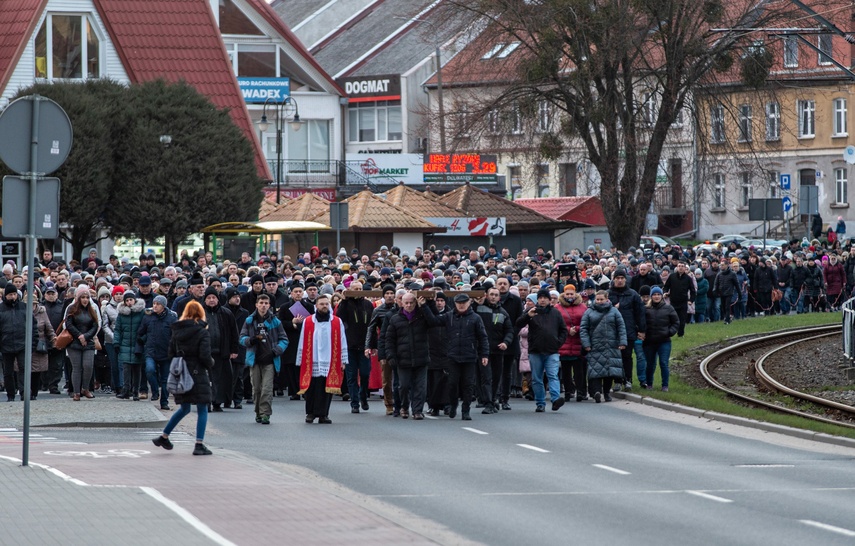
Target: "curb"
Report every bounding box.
[613,392,855,449]
[26,404,167,429]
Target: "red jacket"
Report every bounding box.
[556,293,586,357]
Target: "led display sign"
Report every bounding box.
[423,153,498,183]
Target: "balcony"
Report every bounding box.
[653,185,689,215]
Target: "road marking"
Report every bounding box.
[733,464,794,468]
[592,464,630,475]
[424,415,439,419]
[462,427,488,435]
[141,487,238,546]
[686,490,733,503]
[799,520,855,537]
[517,444,549,453]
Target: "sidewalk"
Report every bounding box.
[0,393,167,428]
[0,403,477,546]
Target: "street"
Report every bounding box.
[5,395,855,545]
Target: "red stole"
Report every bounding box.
[297,315,344,395]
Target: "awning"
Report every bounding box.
[201,221,331,234]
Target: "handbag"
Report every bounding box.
[167,338,194,395]
[771,288,783,302]
[54,321,73,350]
[94,337,103,351]
[36,339,49,354]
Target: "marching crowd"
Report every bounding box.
[0,232,848,451]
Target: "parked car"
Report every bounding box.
[693,234,750,253]
[639,235,681,251]
[745,239,788,252]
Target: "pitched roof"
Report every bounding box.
[0,0,45,95]
[514,197,606,226]
[309,190,443,232]
[259,192,329,222]
[259,196,285,219]
[92,0,270,179]
[381,184,463,217]
[434,184,570,229]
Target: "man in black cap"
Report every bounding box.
[432,293,489,421]
[240,274,265,313]
[172,272,205,317]
[608,268,645,390]
[516,288,567,412]
[135,275,155,308]
[203,285,239,411]
[0,284,36,401]
[225,286,250,407]
[263,272,287,313]
[663,260,695,337]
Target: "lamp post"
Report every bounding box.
[258,96,305,204]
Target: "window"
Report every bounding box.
[819,34,833,65]
[487,108,500,134]
[34,14,101,79]
[672,108,684,127]
[497,42,521,58]
[642,92,657,126]
[834,98,848,136]
[784,36,798,67]
[713,173,725,209]
[347,101,402,142]
[710,104,725,143]
[768,171,780,198]
[236,44,276,77]
[836,168,848,204]
[510,101,522,134]
[798,100,815,138]
[536,100,551,133]
[739,172,751,207]
[738,104,752,142]
[287,120,330,169]
[765,102,780,141]
[508,166,522,188]
[482,43,506,60]
[536,164,550,197]
[454,109,470,137]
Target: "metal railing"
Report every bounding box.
[843,297,855,360]
[652,185,688,213]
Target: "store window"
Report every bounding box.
[35,14,101,79]
[288,120,330,170]
[347,101,402,142]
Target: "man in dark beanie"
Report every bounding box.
[172,272,205,317]
[240,274,266,314]
[0,283,36,401]
[515,288,567,412]
[203,285,239,411]
[264,272,287,313]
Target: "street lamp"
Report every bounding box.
[257,96,305,204]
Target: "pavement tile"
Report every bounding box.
[0,394,167,428]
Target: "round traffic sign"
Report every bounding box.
[845,146,855,165]
[0,95,73,175]
[782,196,792,212]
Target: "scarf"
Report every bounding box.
[402,308,416,322]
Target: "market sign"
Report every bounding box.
[426,217,506,236]
[423,153,498,184]
[238,78,290,103]
[346,153,423,184]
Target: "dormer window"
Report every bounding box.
[34,14,101,79]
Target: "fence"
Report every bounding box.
[842,297,855,359]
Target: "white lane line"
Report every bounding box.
[424,415,439,420]
[141,487,238,546]
[686,490,733,503]
[517,444,550,453]
[734,464,794,468]
[462,427,488,435]
[799,520,855,537]
[592,464,630,475]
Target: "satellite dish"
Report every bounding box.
[845,145,855,164]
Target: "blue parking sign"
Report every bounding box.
[780,173,791,190]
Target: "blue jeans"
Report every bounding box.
[634,339,647,385]
[163,403,208,441]
[346,349,371,407]
[709,298,720,322]
[146,357,170,403]
[528,353,560,407]
[781,287,793,314]
[643,341,671,388]
[694,313,705,324]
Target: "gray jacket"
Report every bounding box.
[580,301,626,380]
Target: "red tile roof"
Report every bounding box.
[434,184,570,229]
[92,0,271,180]
[0,0,46,95]
[514,197,606,226]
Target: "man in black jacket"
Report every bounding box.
[516,288,568,412]
[608,269,646,390]
[278,284,314,401]
[433,293,489,421]
[0,284,36,401]
[663,261,695,337]
[335,281,375,413]
[474,287,513,413]
[713,259,741,324]
[497,276,524,403]
[364,285,398,415]
[385,292,438,419]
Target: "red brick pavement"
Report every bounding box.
[0,441,455,545]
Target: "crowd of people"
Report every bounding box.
[0,234,847,449]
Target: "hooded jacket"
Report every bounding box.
[169,319,213,405]
[556,292,586,358]
[114,299,145,364]
[643,299,679,345]
[580,300,625,380]
[516,303,567,355]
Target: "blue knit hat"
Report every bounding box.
[650,286,664,296]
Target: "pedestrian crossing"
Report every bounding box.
[132,430,194,445]
[0,428,86,445]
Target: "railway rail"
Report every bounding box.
[699,324,855,429]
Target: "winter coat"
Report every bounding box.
[336,297,375,352]
[434,306,490,364]
[203,304,239,358]
[643,300,679,346]
[64,302,100,351]
[580,301,626,380]
[44,299,65,332]
[169,319,213,405]
[556,293,586,358]
[428,307,451,370]
[499,292,524,355]
[518,326,530,372]
[713,268,740,298]
[694,278,709,317]
[279,299,315,364]
[114,299,145,364]
[33,305,56,373]
[791,265,809,291]
[0,300,36,353]
[385,304,439,368]
[474,302,513,355]
[753,265,777,293]
[607,286,646,344]
[227,303,249,365]
[137,306,178,361]
[824,261,846,295]
[664,272,695,307]
[376,304,399,361]
[101,299,119,344]
[803,264,824,297]
[516,304,567,355]
[239,311,288,372]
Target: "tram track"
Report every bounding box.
[699,324,855,429]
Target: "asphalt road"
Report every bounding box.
[19,396,855,546]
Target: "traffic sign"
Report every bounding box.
[780,173,791,191]
[782,196,792,212]
[0,96,72,175]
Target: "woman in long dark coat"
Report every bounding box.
[152,301,214,456]
[202,286,239,411]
